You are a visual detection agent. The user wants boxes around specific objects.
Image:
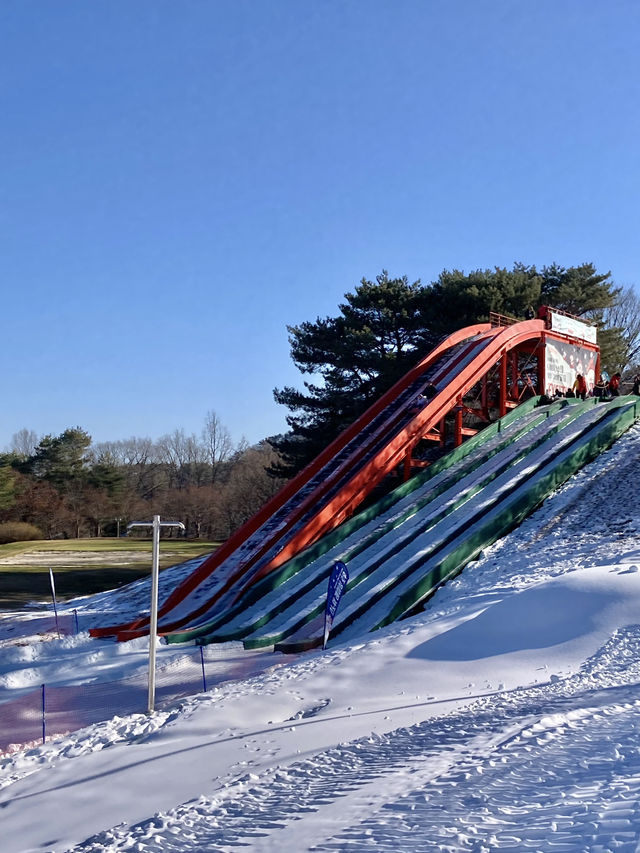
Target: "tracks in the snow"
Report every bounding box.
[77,627,640,852]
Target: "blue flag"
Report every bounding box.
[323,561,349,649]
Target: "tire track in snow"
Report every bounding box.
[320,700,640,851]
[76,626,640,852]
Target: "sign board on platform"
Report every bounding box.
[548,310,597,344]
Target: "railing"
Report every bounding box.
[489,312,518,327]
[540,304,596,326]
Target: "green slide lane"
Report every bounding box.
[243,401,592,649]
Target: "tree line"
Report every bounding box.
[0,412,285,541]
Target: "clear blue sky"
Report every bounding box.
[2,0,639,450]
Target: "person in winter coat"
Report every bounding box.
[572,373,588,400]
[608,373,622,396]
[593,375,608,399]
[633,375,640,396]
[424,382,438,400]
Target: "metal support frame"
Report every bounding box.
[481,373,489,420]
[538,333,546,394]
[454,403,463,447]
[499,354,508,417]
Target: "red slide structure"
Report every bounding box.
[91,310,599,641]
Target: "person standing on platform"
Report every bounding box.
[593,375,608,399]
[608,373,622,396]
[572,373,587,400]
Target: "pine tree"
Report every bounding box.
[270,263,623,478]
[27,427,92,489]
[269,271,436,475]
[428,264,543,335]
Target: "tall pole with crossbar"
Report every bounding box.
[127,515,185,713]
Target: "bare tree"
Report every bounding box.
[162,484,220,539]
[11,475,69,539]
[10,428,39,458]
[217,442,285,538]
[157,429,209,489]
[94,437,165,499]
[602,286,640,370]
[201,410,233,484]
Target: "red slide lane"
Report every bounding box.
[166,321,544,631]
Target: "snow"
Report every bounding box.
[1,422,640,851]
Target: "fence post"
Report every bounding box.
[41,684,46,745]
[74,609,79,635]
[199,645,207,693]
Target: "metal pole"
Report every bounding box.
[148,515,161,714]
[126,516,185,715]
[49,567,60,639]
[199,644,207,693]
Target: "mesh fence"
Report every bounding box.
[0,613,77,642]
[0,644,276,755]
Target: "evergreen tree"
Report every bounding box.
[27,427,92,489]
[271,263,623,478]
[538,262,618,315]
[270,271,436,475]
[428,264,542,336]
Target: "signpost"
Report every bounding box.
[127,515,185,713]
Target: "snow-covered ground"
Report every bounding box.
[2,423,640,852]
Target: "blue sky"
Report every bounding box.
[2,0,639,450]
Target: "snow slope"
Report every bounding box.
[1,423,640,852]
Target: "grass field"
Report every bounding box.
[0,537,219,565]
[0,538,219,609]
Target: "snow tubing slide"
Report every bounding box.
[180,395,639,652]
[166,395,562,645]
[91,318,608,642]
[92,321,502,640]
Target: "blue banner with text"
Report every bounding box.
[323,560,349,648]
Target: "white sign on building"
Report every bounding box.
[544,340,598,396]
[548,310,597,344]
